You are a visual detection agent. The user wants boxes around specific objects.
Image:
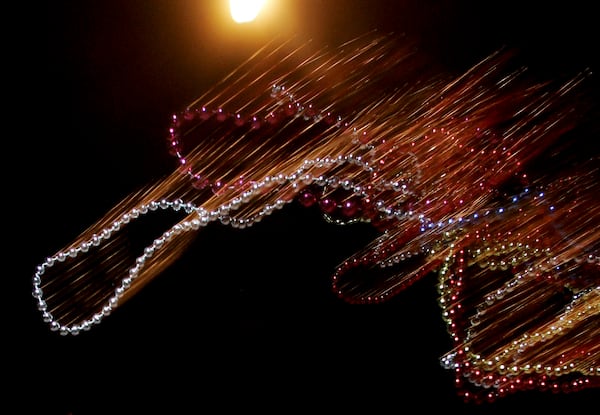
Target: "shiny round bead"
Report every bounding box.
[319,198,337,214]
[341,199,359,217]
[297,190,317,207]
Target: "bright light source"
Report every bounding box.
[229,0,266,23]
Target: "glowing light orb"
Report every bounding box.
[229,0,266,23]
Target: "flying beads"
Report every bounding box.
[32,32,598,401]
[437,156,600,401]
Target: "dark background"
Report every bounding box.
[14,1,598,413]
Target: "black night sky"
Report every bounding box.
[14,1,599,413]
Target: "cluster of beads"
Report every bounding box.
[434,171,600,401]
[438,248,599,402]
